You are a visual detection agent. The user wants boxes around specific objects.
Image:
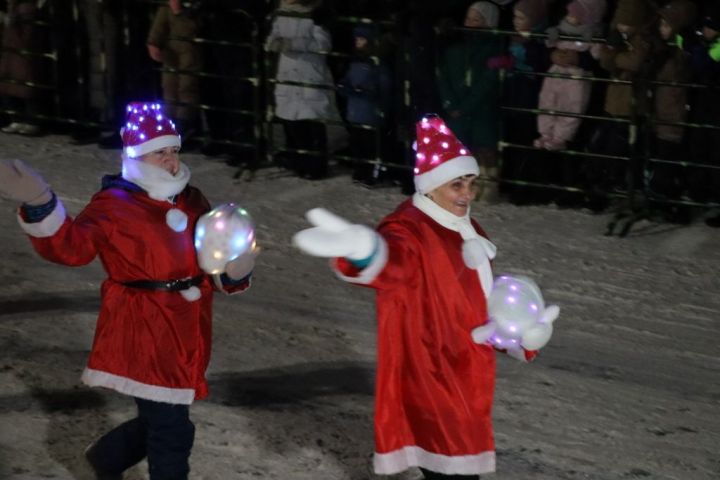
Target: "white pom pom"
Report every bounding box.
[462,238,488,269]
[180,286,201,302]
[166,208,188,232]
[521,324,553,350]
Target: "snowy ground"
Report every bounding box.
[0,132,718,480]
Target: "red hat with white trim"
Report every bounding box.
[121,102,181,158]
[413,115,479,194]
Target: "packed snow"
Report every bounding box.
[0,132,718,479]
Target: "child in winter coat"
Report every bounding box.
[147,0,203,136]
[265,0,342,180]
[437,2,504,202]
[337,24,392,186]
[534,0,607,151]
[647,0,697,203]
[585,0,658,203]
[493,0,552,203]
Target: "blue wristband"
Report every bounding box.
[348,238,378,269]
[21,192,57,223]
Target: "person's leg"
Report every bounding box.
[297,120,328,179]
[85,416,147,477]
[419,467,480,480]
[136,397,195,480]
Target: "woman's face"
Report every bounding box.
[141,146,180,175]
[465,8,488,28]
[428,175,479,216]
[513,9,532,32]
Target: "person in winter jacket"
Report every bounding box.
[584,0,658,206]
[265,0,342,179]
[337,23,392,186]
[293,115,557,480]
[0,0,47,136]
[647,0,697,211]
[147,0,203,136]
[437,2,504,202]
[535,0,607,151]
[493,0,553,203]
[0,102,256,480]
[686,2,720,215]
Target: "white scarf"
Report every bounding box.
[412,193,497,299]
[121,156,191,202]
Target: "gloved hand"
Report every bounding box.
[545,26,559,47]
[147,44,163,62]
[0,159,53,205]
[520,304,560,350]
[225,247,258,280]
[293,208,377,261]
[606,29,626,49]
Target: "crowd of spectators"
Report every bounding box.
[0,0,718,225]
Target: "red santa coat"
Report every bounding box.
[18,180,241,405]
[334,199,497,476]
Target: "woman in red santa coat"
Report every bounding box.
[294,115,555,479]
[0,102,256,480]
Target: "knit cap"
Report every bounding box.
[514,0,548,29]
[353,23,379,40]
[612,0,654,27]
[567,0,607,26]
[659,0,697,33]
[468,1,500,28]
[702,2,720,32]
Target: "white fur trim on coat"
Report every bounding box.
[124,134,181,158]
[333,236,388,285]
[16,199,67,238]
[373,445,496,475]
[81,368,195,405]
[414,155,479,194]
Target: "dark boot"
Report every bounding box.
[706,214,720,228]
[85,442,123,480]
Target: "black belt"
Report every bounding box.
[121,275,204,292]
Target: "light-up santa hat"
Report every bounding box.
[121,102,181,158]
[413,115,479,194]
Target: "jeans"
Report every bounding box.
[420,467,480,480]
[90,397,195,480]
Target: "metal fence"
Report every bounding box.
[1,1,718,235]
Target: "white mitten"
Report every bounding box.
[521,305,560,350]
[471,323,495,344]
[0,159,52,205]
[293,208,377,260]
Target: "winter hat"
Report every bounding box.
[468,2,501,28]
[353,23,379,40]
[514,0,548,28]
[702,3,720,32]
[121,102,181,158]
[612,0,654,27]
[413,115,479,194]
[659,0,697,33]
[567,0,607,25]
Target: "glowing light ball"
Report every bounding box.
[194,203,256,274]
[472,275,559,351]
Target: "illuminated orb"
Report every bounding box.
[194,203,256,274]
